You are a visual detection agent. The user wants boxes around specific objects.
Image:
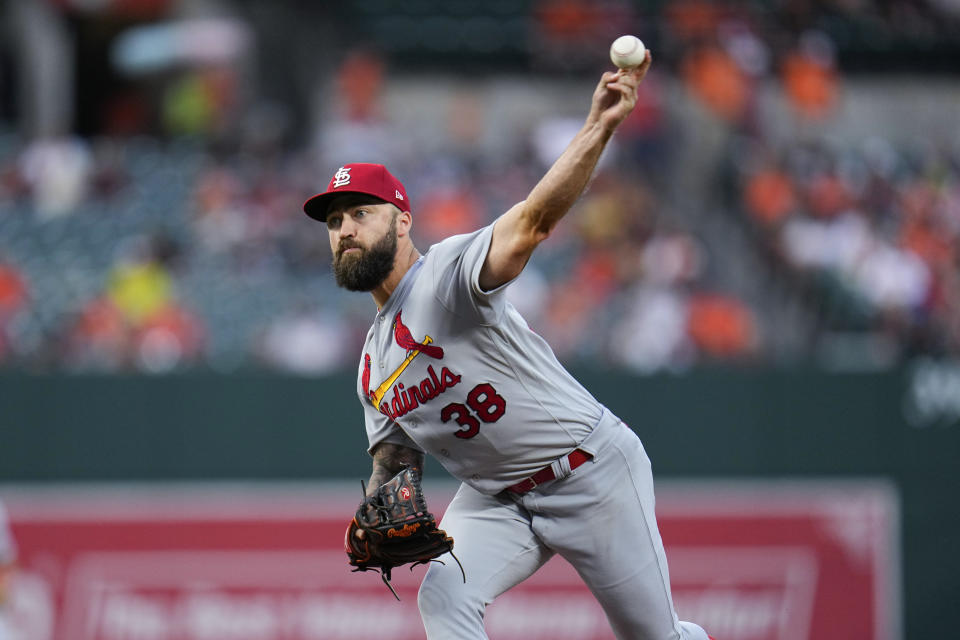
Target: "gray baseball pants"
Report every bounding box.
[417,417,709,640]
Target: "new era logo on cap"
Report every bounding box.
[303,163,411,222]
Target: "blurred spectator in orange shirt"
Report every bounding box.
[744,167,797,226]
[320,49,396,169]
[536,0,597,40]
[415,185,485,247]
[900,216,955,270]
[0,261,27,324]
[782,31,839,120]
[0,259,29,365]
[664,0,723,42]
[687,292,757,359]
[338,50,385,122]
[531,0,635,70]
[681,44,750,124]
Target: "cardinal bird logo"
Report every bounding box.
[393,311,443,359]
[363,309,452,413]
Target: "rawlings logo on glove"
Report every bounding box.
[388,522,421,538]
[345,467,465,599]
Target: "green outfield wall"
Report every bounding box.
[2,362,959,638]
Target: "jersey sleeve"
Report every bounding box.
[362,397,424,456]
[428,216,517,324]
[0,501,17,565]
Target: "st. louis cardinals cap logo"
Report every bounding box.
[303,163,411,223]
[332,166,352,188]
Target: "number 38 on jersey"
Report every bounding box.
[441,383,507,439]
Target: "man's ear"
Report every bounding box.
[396,209,413,238]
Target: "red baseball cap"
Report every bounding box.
[303,163,411,222]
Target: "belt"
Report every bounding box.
[505,449,593,494]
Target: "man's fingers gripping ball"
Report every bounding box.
[610,34,646,69]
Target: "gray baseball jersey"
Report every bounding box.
[0,500,16,565]
[355,220,711,640]
[357,220,613,494]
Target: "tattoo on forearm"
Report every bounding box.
[367,444,424,496]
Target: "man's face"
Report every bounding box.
[326,197,399,292]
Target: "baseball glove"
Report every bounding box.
[345,467,464,599]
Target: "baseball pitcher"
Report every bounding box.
[303,51,713,640]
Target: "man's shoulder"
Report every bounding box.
[423,224,492,264]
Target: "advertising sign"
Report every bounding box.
[0,481,899,640]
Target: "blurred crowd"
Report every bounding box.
[0,0,958,374]
[731,136,960,356]
[0,120,757,374]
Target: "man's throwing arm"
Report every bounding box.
[479,52,652,292]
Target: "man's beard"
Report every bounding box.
[332,215,398,291]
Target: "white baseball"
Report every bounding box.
[609,35,646,69]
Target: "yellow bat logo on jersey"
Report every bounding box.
[362,310,462,420]
[370,335,434,408]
